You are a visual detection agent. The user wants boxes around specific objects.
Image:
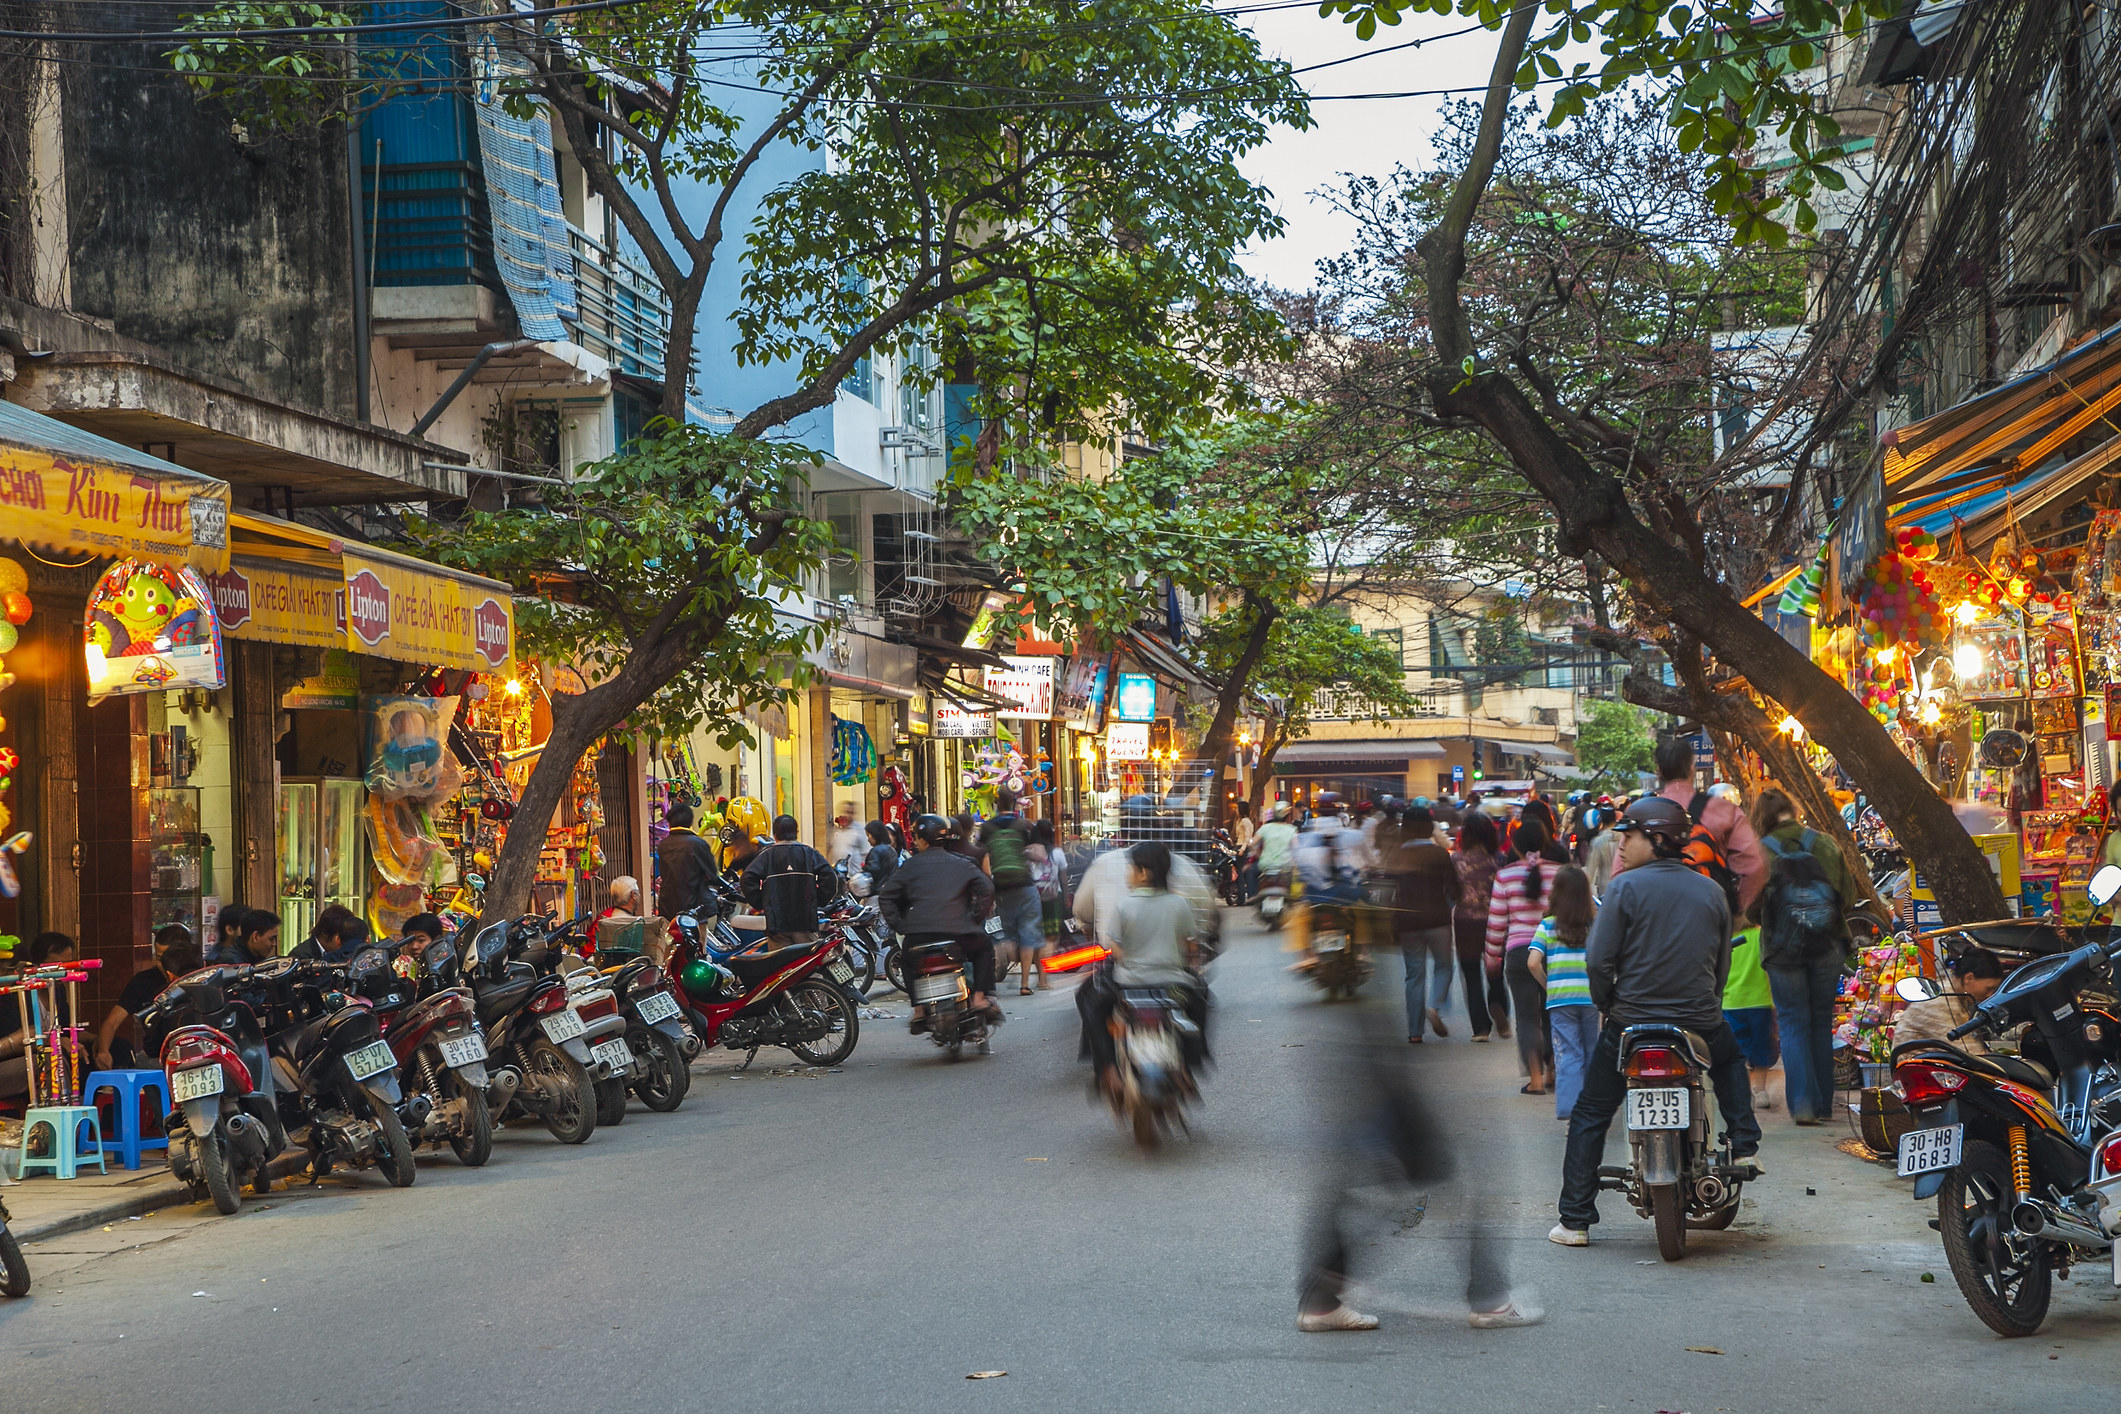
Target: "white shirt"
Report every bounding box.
[827,822,867,871]
[1075,846,1214,948]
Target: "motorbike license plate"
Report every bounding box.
[344,1040,397,1083]
[1130,1029,1180,1068]
[983,915,1004,936]
[1896,1124,1963,1177]
[541,1009,588,1043]
[171,1065,223,1102]
[827,960,855,984]
[913,975,961,1003]
[590,1037,633,1072]
[1314,931,1348,953]
[637,990,681,1025]
[437,1033,488,1068]
[1626,1088,1689,1130]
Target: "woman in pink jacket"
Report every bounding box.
[1487,820,1566,1093]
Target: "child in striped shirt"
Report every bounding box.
[1528,865,1598,1122]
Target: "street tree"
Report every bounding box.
[170,0,1309,918]
[1298,68,2006,919]
[1572,699,1656,794]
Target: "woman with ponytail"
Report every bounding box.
[1485,820,1567,1093]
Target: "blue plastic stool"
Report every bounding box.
[84,1069,171,1171]
[18,1106,108,1180]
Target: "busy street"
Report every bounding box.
[2,907,2116,1411]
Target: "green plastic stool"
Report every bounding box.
[19,1106,109,1180]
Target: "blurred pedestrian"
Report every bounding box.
[1528,866,1597,1121]
[1452,812,1510,1040]
[1489,820,1564,1094]
[1750,788,1852,1125]
[1030,819,1066,986]
[980,788,1044,994]
[1723,922,1780,1111]
[827,801,867,872]
[1386,805,1457,1043]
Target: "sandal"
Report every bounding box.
[1019,986,1034,995]
[1520,1083,1538,1094]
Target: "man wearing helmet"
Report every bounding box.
[1550,796,1763,1247]
[877,814,1001,1021]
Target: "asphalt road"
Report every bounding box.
[8,913,2120,1412]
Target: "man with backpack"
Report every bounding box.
[1613,737,1768,916]
[1749,789,1853,1125]
[979,788,1045,994]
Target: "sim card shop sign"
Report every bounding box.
[341,553,514,673]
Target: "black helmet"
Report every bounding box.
[913,813,953,845]
[1615,795,1690,840]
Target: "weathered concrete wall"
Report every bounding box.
[59,2,356,418]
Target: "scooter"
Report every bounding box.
[464,920,598,1144]
[592,947,695,1112]
[671,927,861,1069]
[1257,870,1291,930]
[252,950,419,1189]
[1598,1022,1752,1260]
[136,963,287,1214]
[377,933,496,1166]
[1297,898,1371,999]
[1106,983,1202,1148]
[1890,863,2121,1336]
[1210,831,1243,906]
[0,1195,25,1297]
[904,935,995,1061]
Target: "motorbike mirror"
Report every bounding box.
[1894,976,1939,1002]
[2092,865,2121,907]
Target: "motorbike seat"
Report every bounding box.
[473,976,535,1023]
[272,1014,331,1064]
[726,944,817,985]
[1681,1030,1714,1066]
[1955,1050,2053,1089]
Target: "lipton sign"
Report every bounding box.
[340,552,512,673]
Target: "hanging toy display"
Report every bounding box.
[829,714,877,785]
[82,557,225,700]
[878,764,912,832]
[1857,540,1943,652]
[0,559,31,892]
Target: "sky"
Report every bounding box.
[1232,6,1513,293]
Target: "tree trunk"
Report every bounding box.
[1197,592,1277,825]
[1417,24,2006,924]
[1248,720,1290,820]
[482,689,608,924]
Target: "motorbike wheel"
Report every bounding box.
[883,946,906,997]
[530,1039,597,1145]
[1648,1183,1686,1261]
[198,1129,242,1216]
[785,979,860,1067]
[0,1225,25,1297]
[1131,1103,1161,1151]
[595,1076,630,1127]
[449,1075,494,1167]
[1939,1139,2053,1337]
[372,1095,418,1188]
[843,941,877,998]
[629,1026,691,1113]
[1686,1200,1740,1231]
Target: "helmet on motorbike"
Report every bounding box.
[679,957,726,997]
[913,812,953,845]
[1614,795,1690,841]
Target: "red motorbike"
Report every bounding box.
[671,932,860,1069]
[135,965,286,1215]
[375,934,496,1166]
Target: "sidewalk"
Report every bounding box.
[1,1160,191,1244]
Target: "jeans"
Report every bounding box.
[1767,955,1842,1122]
[1558,1018,1761,1228]
[1454,916,1509,1036]
[995,885,1044,959]
[1548,1005,1600,1119]
[1398,925,1454,1037]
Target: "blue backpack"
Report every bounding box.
[1761,829,1842,966]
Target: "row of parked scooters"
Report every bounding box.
[137,879,878,1215]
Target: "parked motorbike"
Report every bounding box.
[0,1194,25,1297]
[669,927,860,1069]
[1597,1022,1753,1260]
[1890,864,2121,1335]
[1257,869,1291,931]
[594,950,695,1112]
[1104,983,1202,1148]
[1298,899,1370,999]
[374,934,495,1166]
[136,963,287,1214]
[464,920,597,1144]
[1210,831,1243,907]
[822,894,898,998]
[250,950,419,1188]
[904,938,995,1060]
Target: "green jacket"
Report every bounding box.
[1753,820,1854,932]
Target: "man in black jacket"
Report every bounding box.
[740,814,840,942]
[656,803,723,918]
[878,814,999,1018]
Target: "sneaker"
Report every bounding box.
[1297,1304,1380,1332]
[1547,1223,1589,1247]
[1752,1088,1771,1110]
[1735,1154,1766,1178]
[1469,1298,1545,1328]
[1472,1033,1491,1043]
[1427,1007,1450,1038]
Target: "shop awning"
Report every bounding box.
[0,398,231,572]
[1125,628,1216,693]
[1273,739,1447,773]
[1890,432,2121,545]
[211,512,514,672]
[1882,323,2121,506]
[1503,741,1576,763]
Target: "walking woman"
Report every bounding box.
[1487,819,1565,1093]
[1750,788,1853,1125]
[1452,812,1511,1041]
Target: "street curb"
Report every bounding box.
[15,1149,317,1245]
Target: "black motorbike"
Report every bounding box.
[248,950,419,1187]
[1105,983,1203,1149]
[1599,1022,1752,1260]
[1209,831,1244,906]
[462,919,599,1144]
[0,1194,24,1297]
[905,936,996,1060]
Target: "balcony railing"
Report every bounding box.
[568,225,669,383]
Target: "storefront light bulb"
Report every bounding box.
[1777,714,1804,740]
[1952,600,1979,625]
[504,678,524,697]
[1918,700,1942,726]
[1952,643,1983,679]
[1872,645,1897,666]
